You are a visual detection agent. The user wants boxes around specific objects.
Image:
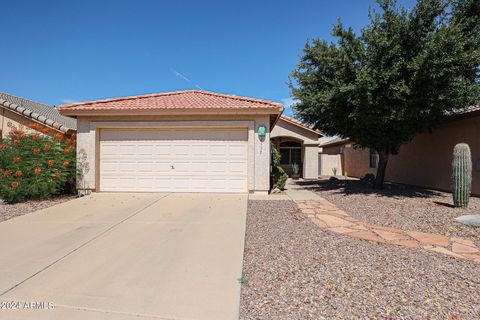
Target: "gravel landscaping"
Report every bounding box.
[0,196,74,223]
[309,179,480,246]
[240,200,480,319]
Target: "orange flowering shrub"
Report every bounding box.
[0,129,76,203]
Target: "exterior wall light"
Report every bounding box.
[258,125,266,137]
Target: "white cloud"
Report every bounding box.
[59,98,76,104]
[280,97,298,117]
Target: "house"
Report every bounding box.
[271,115,323,178]
[318,137,352,177]
[0,92,76,138]
[59,90,282,194]
[319,106,480,195]
[59,90,326,194]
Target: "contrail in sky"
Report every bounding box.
[170,68,203,90]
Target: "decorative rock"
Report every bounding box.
[270,188,283,194]
[455,214,480,227]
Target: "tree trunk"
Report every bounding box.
[374,150,389,189]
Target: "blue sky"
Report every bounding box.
[0,0,416,115]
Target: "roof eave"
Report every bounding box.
[59,107,283,117]
[0,99,71,133]
[279,116,323,136]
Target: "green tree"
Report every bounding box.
[290,0,480,188]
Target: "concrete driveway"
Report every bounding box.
[0,193,247,320]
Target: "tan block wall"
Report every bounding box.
[343,147,377,177]
[303,145,319,178]
[319,153,343,176]
[386,116,480,194]
[76,115,271,193]
[338,116,480,195]
[322,145,343,155]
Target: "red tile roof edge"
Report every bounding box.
[58,90,284,111]
[280,115,323,135]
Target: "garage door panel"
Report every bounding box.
[100,129,247,193]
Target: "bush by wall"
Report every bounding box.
[271,143,288,190]
[0,125,76,204]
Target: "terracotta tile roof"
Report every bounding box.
[0,92,76,133]
[58,90,284,113]
[280,115,323,135]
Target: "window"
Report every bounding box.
[279,141,302,165]
[370,149,379,168]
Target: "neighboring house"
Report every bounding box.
[319,137,352,177]
[271,115,323,178]
[59,90,284,194]
[0,93,76,138]
[319,106,480,195]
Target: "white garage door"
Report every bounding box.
[99,128,248,193]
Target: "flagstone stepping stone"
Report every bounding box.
[372,229,410,242]
[296,199,480,263]
[391,239,420,249]
[455,214,480,227]
[348,230,385,243]
[407,231,450,247]
[452,242,479,254]
[316,214,355,228]
[328,226,357,234]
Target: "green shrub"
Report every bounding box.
[271,143,288,190]
[0,127,76,204]
[452,143,472,208]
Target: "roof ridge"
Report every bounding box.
[59,90,283,110]
[0,92,52,108]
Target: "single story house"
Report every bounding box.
[0,92,76,138]
[320,106,480,195]
[59,90,324,194]
[271,115,323,178]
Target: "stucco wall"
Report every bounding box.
[343,147,377,177]
[386,116,480,194]
[76,115,271,194]
[1,107,63,138]
[271,118,319,179]
[336,115,480,195]
[319,153,343,176]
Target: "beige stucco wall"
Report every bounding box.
[386,116,480,194]
[336,115,480,195]
[0,107,65,139]
[271,118,320,179]
[76,115,271,194]
[319,153,343,176]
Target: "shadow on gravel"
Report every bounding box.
[295,179,442,199]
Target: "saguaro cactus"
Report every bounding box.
[452,143,472,208]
